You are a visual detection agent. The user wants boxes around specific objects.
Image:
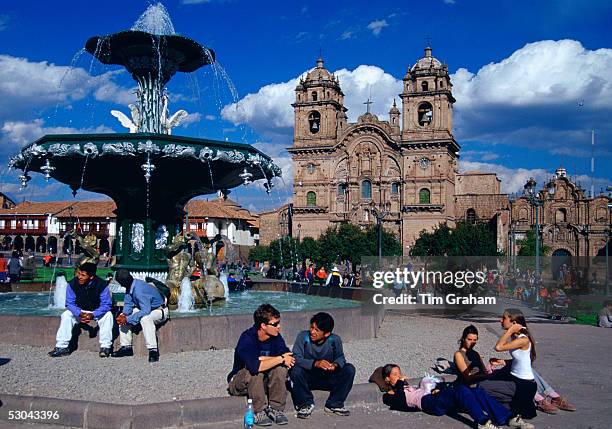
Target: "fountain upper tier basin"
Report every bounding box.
[86,30,215,85]
[10,133,280,219]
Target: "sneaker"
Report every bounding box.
[536,398,557,414]
[112,346,134,358]
[148,349,159,362]
[550,396,576,411]
[254,410,272,427]
[324,406,350,416]
[508,416,535,429]
[99,347,111,358]
[296,403,315,419]
[266,407,288,425]
[478,420,502,429]
[48,347,71,358]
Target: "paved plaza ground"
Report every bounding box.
[1,298,611,428]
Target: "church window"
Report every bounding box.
[337,184,346,196]
[361,180,372,199]
[419,188,431,204]
[308,111,321,134]
[418,102,433,126]
[391,182,399,194]
[306,191,317,206]
[307,163,316,174]
[466,208,476,224]
[440,80,444,88]
[312,91,318,101]
[421,81,429,91]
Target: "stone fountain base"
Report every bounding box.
[0,282,383,356]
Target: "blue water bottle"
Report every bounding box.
[244,398,254,429]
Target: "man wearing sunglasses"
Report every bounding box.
[228,303,295,426]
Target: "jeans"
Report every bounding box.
[421,385,511,426]
[290,363,356,409]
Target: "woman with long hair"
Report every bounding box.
[381,363,510,429]
[491,308,538,427]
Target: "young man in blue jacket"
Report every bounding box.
[290,312,356,419]
[227,303,295,426]
[112,269,168,362]
[48,262,113,358]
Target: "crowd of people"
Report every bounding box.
[227,304,576,428]
[40,259,581,427]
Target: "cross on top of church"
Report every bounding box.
[364,97,373,113]
[425,35,432,47]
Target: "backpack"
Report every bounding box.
[145,277,171,304]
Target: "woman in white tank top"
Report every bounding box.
[491,308,538,428]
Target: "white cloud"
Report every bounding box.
[178,112,202,127]
[367,20,388,36]
[204,114,216,121]
[452,40,612,110]
[459,160,609,196]
[0,55,135,120]
[1,119,113,148]
[340,31,355,40]
[221,65,402,142]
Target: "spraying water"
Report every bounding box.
[219,270,229,300]
[177,276,194,312]
[131,3,176,35]
[50,274,68,309]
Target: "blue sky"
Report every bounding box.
[0,0,610,213]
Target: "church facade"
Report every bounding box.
[282,48,509,254]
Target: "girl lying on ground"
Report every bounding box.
[381,363,511,429]
[454,324,576,416]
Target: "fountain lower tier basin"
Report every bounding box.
[0,283,383,356]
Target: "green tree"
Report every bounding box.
[410,221,501,257]
[517,229,550,257]
[298,236,320,264]
[364,225,403,257]
[317,223,402,269]
[248,244,270,264]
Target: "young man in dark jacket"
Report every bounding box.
[48,262,113,358]
[227,303,295,426]
[290,312,356,419]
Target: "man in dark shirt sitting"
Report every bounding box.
[290,312,356,419]
[227,303,295,426]
[48,262,113,358]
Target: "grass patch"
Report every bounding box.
[23,267,114,283]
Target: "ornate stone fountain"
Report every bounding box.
[8,6,280,307]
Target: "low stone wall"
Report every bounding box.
[0,282,384,356]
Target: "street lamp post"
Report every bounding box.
[369,204,389,266]
[524,178,555,298]
[606,227,610,296]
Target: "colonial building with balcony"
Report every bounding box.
[0,197,260,260]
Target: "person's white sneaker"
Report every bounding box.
[478,420,502,429]
[508,416,535,429]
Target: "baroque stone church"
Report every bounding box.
[260,47,511,254]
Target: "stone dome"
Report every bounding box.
[305,57,335,82]
[411,46,443,71]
